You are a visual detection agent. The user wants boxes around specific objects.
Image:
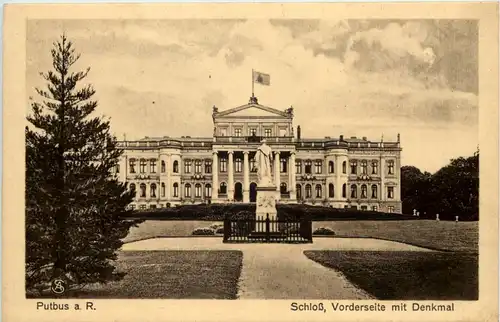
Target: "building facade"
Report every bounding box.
[116,97,402,213]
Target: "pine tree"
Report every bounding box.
[26,34,138,295]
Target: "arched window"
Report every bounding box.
[140,159,147,173]
[328,161,334,173]
[220,182,227,194]
[150,183,157,198]
[161,160,166,173]
[173,183,179,197]
[371,161,378,174]
[342,183,346,198]
[173,160,179,173]
[305,184,312,198]
[184,183,192,198]
[315,184,322,198]
[205,184,212,198]
[371,184,378,198]
[195,183,202,198]
[304,160,312,174]
[280,182,287,194]
[194,160,202,174]
[361,184,367,198]
[350,184,357,198]
[361,160,368,175]
[342,161,347,174]
[329,183,334,198]
[129,159,136,174]
[296,184,302,199]
[161,183,165,197]
[140,183,146,198]
[235,158,242,172]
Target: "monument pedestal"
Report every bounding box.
[255,185,278,232]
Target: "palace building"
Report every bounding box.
[116,96,402,213]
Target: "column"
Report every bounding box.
[166,154,171,199]
[380,157,385,201]
[228,151,234,201]
[243,151,250,203]
[274,151,280,198]
[335,155,341,199]
[396,155,401,201]
[212,151,218,202]
[289,152,296,200]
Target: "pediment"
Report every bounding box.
[216,103,290,118]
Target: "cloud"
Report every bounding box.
[26,19,478,172]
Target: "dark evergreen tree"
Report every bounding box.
[26,34,138,295]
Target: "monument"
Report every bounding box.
[254,139,278,230]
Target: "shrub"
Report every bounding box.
[192,227,215,236]
[209,223,223,230]
[313,227,335,235]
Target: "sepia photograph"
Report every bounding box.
[24,17,480,301]
[2,3,499,322]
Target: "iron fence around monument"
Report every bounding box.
[223,214,313,243]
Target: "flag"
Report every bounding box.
[253,70,271,86]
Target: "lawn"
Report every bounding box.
[42,250,243,299]
[124,220,223,243]
[313,220,478,253]
[123,219,478,253]
[304,251,478,300]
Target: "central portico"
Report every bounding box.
[211,96,297,204]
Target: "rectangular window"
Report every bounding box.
[280,158,287,173]
[387,206,394,213]
[220,128,227,136]
[387,186,394,199]
[315,161,322,174]
[140,160,147,173]
[279,128,287,136]
[129,160,136,173]
[220,158,227,172]
[295,161,302,174]
[350,161,357,175]
[150,160,157,173]
[205,161,212,174]
[184,160,192,173]
[194,160,202,174]
[195,185,202,198]
[150,205,156,209]
[250,158,257,172]
[235,158,242,173]
[139,204,146,210]
[361,206,368,211]
[305,161,312,174]
[372,206,378,212]
[234,128,242,137]
[388,160,395,175]
[249,128,257,136]
[372,162,378,175]
[130,204,136,210]
[264,129,272,137]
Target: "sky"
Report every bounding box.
[26,19,478,173]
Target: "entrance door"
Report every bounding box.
[250,182,257,202]
[234,182,243,202]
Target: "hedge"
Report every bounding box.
[121,203,419,221]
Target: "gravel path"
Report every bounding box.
[122,237,432,299]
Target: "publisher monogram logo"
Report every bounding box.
[51,279,66,295]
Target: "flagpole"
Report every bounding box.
[251,69,254,97]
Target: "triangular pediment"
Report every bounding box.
[216,103,289,118]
